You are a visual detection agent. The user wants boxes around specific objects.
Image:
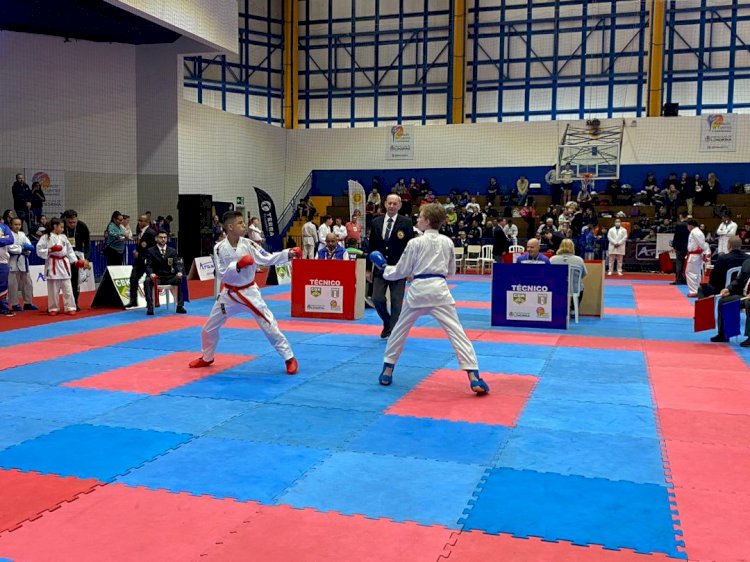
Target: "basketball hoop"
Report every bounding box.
[580,172,595,192]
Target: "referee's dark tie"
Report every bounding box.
[384,217,394,240]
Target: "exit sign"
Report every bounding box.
[236,196,244,205]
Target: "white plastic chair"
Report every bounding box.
[509,244,525,264]
[480,244,494,274]
[453,246,465,273]
[726,266,742,288]
[464,245,482,273]
[568,266,583,324]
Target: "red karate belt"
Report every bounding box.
[222,281,269,323]
[49,255,70,276]
[684,249,704,274]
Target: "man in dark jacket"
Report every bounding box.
[368,193,414,338]
[703,236,747,296]
[492,219,510,261]
[144,231,186,315]
[671,211,689,285]
[126,214,158,308]
[62,209,91,311]
[11,174,32,232]
[712,253,750,346]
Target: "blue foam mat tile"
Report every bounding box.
[279,450,487,528]
[65,345,173,367]
[495,427,667,485]
[89,394,255,435]
[0,423,192,481]
[117,435,327,503]
[0,360,115,386]
[349,415,510,465]
[313,362,436,387]
[532,378,654,407]
[550,347,645,368]
[445,355,546,376]
[115,328,202,352]
[348,348,455,371]
[471,341,555,360]
[0,381,47,403]
[270,379,410,412]
[166,373,299,402]
[0,387,146,424]
[297,334,379,349]
[461,468,683,557]
[518,399,658,439]
[540,360,648,384]
[0,414,67,452]
[207,403,377,449]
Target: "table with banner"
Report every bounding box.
[291,258,366,320]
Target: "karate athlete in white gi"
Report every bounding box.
[685,218,710,297]
[189,211,302,374]
[370,203,489,394]
[36,217,86,315]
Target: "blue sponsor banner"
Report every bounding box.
[491,263,569,330]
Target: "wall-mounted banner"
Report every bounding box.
[385,125,414,160]
[25,168,65,218]
[699,113,736,152]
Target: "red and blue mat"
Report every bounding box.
[0,275,748,561]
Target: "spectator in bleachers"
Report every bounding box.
[545,165,562,205]
[502,218,518,245]
[662,172,679,192]
[468,219,483,244]
[62,210,91,311]
[103,211,126,266]
[333,217,347,245]
[537,218,557,237]
[705,172,720,206]
[301,215,318,259]
[248,216,265,245]
[30,181,45,225]
[408,178,420,203]
[160,215,173,234]
[693,173,707,206]
[577,182,592,205]
[446,206,457,226]
[643,171,659,205]
[520,198,537,239]
[679,172,694,215]
[7,216,35,311]
[318,233,345,260]
[515,175,530,206]
[560,163,575,204]
[420,190,436,206]
[30,214,47,242]
[211,215,223,242]
[663,184,681,220]
[628,223,644,241]
[345,210,362,247]
[642,228,657,241]
[455,230,469,250]
[419,178,430,197]
[466,197,481,215]
[366,188,381,212]
[486,177,499,207]
[11,174,32,232]
[716,211,738,255]
[485,202,499,220]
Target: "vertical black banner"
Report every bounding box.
[253,186,282,251]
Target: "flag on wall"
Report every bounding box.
[348,180,366,220]
[254,186,281,251]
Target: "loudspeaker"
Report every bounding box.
[663,103,679,117]
[177,194,213,271]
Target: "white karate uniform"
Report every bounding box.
[716,220,737,255]
[301,221,317,259]
[8,230,34,306]
[607,225,627,275]
[317,223,332,255]
[36,233,78,312]
[200,237,293,362]
[686,227,710,295]
[332,224,347,244]
[382,229,478,370]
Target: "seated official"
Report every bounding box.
[144,231,186,315]
[317,233,346,260]
[712,255,750,347]
[517,238,550,264]
[550,239,587,303]
[702,236,747,297]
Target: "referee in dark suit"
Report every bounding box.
[368,193,414,338]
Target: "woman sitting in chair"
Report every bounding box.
[550,239,587,312]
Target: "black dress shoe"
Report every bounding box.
[175,306,187,314]
[380,328,391,339]
[741,338,750,348]
[146,309,154,316]
[710,334,728,343]
[125,302,138,308]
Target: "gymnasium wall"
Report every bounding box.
[0,31,139,231]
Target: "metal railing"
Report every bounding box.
[278,172,313,235]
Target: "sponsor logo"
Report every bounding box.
[512,293,526,304]
[538,294,548,305]
[260,201,272,212]
[329,300,339,310]
[391,125,404,140]
[331,287,340,298]
[310,287,322,297]
[708,114,724,130]
[636,244,657,260]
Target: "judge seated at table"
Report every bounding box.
[318,233,346,260]
[516,238,550,264]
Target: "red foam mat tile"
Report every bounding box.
[633,285,694,318]
[646,349,747,371]
[650,385,750,416]
[0,470,101,533]
[454,300,491,310]
[663,439,750,495]
[64,353,254,395]
[558,334,644,351]
[672,486,750,562]
[200,504,454,562]
[386,370,537,426]
[445,530,676,562]
[658,409,750,449]
[0,343,92,369]
[647,367,750,392]
[0,484,261,562]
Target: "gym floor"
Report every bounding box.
[0,275,746,561]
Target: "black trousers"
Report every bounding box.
[144,275,184,310]
[717,294,750,338]
[128,260,147,305]
[674,250,687,283]
[372,272,406,331]
[104,246,123,266]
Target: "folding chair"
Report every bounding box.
[568,266,583,324]
[453,246,465,273]
[464,245,482,274]
[480,244,494,274]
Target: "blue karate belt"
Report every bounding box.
[412,273,446,280]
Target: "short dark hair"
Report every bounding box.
[679,211,688,219]
[62,209,78,218]
[687,219,700,227]
[223,210,242,224]
[165,215,173,221]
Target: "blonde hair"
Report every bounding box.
[556,238,575,255]
[420,203,447,229]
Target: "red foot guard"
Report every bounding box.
[285,357,298,375]
[189,357,214,368]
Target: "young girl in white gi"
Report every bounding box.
[8,217,37,311]
[371,203,489,394]
[36,217,85,316]
[190,211,302,374]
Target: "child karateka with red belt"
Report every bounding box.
[35,217,87,316]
